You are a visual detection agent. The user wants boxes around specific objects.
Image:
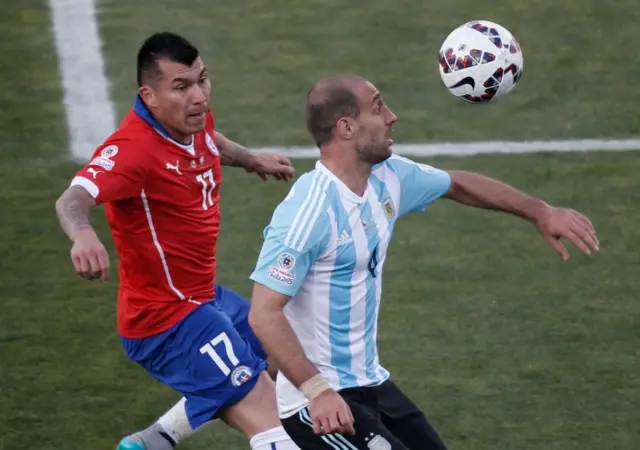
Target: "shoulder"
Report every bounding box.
[266,170,333,250]
[279,169,333,211]
[378,154,444,176]
[87,125,152,171]
[373,155,450,189]
[107,112,156,149]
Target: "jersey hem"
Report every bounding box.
[117,300,207,339]
[279,403,310,419]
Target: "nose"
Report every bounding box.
[191,85,206,105]
[386,108,397,126]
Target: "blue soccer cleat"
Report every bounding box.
[116,437,146,450]
[116,424,176,450]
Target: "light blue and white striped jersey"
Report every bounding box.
[250,155,451,417]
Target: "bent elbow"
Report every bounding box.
[54,194,66,216]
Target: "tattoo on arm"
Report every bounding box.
[55,186,97,241]
[214,131,253,168]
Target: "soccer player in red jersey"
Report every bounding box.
[55,32,300,450]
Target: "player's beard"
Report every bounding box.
[357,136,392,165]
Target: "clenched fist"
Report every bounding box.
[70,229,110,281]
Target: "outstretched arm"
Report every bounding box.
[215,131,294,181]
[443,170,548,221]
[213,131,253,168]
[444,170,600,260]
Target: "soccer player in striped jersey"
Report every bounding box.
[247,75,599,449]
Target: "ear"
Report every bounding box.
[139,85,158,108]
[335,117,356,141]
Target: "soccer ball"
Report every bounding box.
[438,20,524,103]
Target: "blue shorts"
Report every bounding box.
[121,285,268,429]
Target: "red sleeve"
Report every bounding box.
[70,137,147,204]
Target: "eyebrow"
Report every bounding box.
[171,67,207,84]
[371,92,381,106]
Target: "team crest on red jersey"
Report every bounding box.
[101,145,119,158]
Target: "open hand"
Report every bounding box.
[535,206,599,261]
[245,152,295,182]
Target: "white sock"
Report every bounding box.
[156,397,203,444]
[249,426,301,450]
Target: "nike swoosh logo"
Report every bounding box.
[448,76,475,89]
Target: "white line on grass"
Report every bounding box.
[48,0,116,161]
[48,0,640,161]
[256,138,640,158]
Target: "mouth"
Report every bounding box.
[387,127,394,147]
[188,111,207,120]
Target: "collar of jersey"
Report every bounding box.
[315,161,370,204]
[133,95,194,149]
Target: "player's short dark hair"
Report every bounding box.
[305,79,361,148]
[137,32,199,86]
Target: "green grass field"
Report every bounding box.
[1,1,639,449]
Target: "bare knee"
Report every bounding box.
[221,370,281,439]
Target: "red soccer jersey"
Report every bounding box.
[71,97,223,338]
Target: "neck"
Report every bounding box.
[155,117,192,145]
[165,127,192,145]
[319,146,372,197]
[137,98,192,145]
